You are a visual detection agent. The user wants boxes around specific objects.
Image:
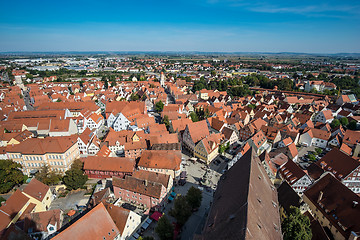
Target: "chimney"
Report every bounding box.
[317,191,323,203]
[144,180,148,187]
[352,201,358,208]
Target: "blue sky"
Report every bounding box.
[0,0,359,53]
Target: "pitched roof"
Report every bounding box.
[0,190,29,231]
[186,120,210,143]
[279,159,306,185]
[201,149,282,240]
[102,202,130,234]
[7,135,78,154]
[304,173,360,239]
[112,176,162,199]
[83,156,135,173]
[171,118,193,132]
[343,129,360,146]
[22,178,50,202]
[315,148,360,179]
[138,150,182,171]
[132,169,170,189]
[24,209,62,233]
[52,203,120,240]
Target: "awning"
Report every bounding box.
[142,221,150,230]
[168,196,174,201]
[171,192,176,197]
[150,211,162,221]
[132,232,140,239]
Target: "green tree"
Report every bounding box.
[102,76,109,89]
[35,165,62,185]
[190,112,199,122]
[348,120,357,130]
[63,168,88,190]
[155,215,174,240]
[282,206,312,240]
[162,115,170,130]
[248,104,256,109]
[308,154,316,162]
[0,160,25,193]
[155,100,164,112]
[330,119,340,129]
[130,93,140,101]
[138,237,154,240]
[169,195,192,226]
[340,117,349,126]
[186,186,202,210]
[63,160,87,190]
[315,148,322,155]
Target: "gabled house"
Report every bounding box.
[299,128,330,148]
[113,175,167,213]
[247,130,271,155]
[314,110,334,124]
[24,209,63,240]
[194,133,222,164]
[303,173,360,240]
[316,148,360,194]
[279,160,312,195]
[182,120,210,154]
[221,127,238,145]
[137,150,182,179]
[52,203,121,240]
[83,156,135,179]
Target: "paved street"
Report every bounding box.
[298,145,316,158]
[139,155,225,240]
[50,190,90,211]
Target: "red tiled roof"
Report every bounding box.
[83,156,135,173]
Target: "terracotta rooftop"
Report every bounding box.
[52,203,120,240]
[138,150,182,171]
[132,169,170,189]
[83,156,135,173]
[186,120,210,143]
[22,178,50,202]
[7,135,78,155]
[112,176,162,199]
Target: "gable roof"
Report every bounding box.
[22,178,50,202]
[201,149,282,240]
[316,148,360,179]
[304,173,360,239]
[83,156,135,173]
[112,176,162,199]
[7,135,78,154]
[279,159,306,185]
[52,203,120,240]
[186,120,210,143]
[138,150,182,171]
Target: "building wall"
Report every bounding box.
[8,142,80,175]
[343,166,360,194]
[124,148,145,159]
[113,186,161,210]
[22,188,53,212]
[299,133,312,147]
[138,166,180,179]
[121,211,142,240]
[312,137,328,148]
[85,170,131,179]
[304,196,346,240]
